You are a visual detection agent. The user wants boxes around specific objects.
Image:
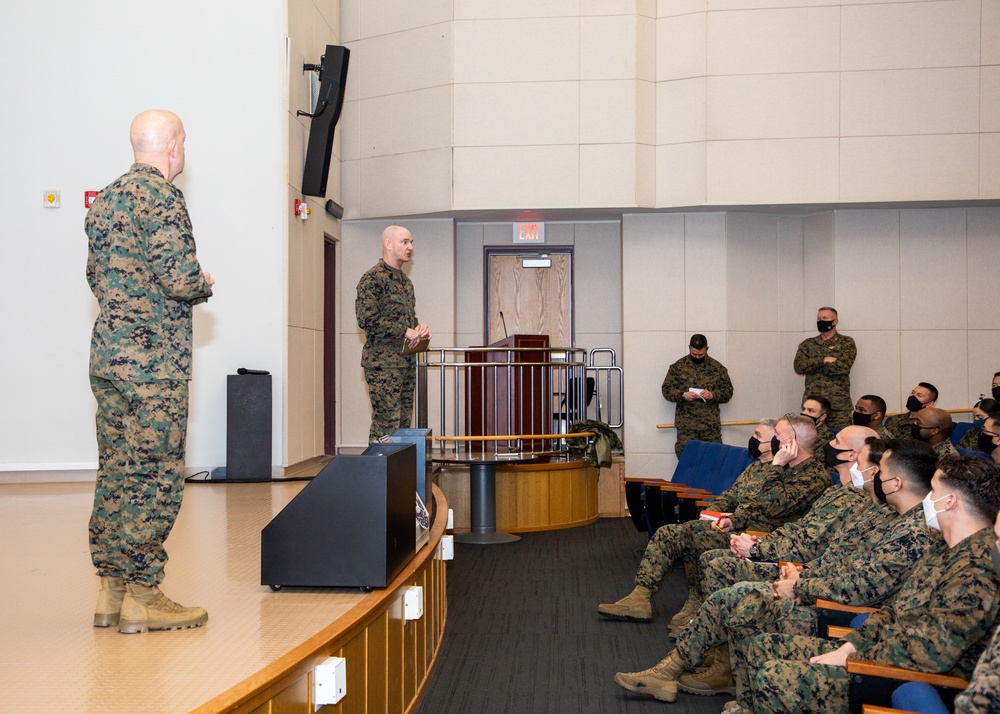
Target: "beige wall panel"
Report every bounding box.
[983,67,1000,133]
[583,0,656,15]
[985,0,1000,65]
[777,214,806,332]
[967,331,1000,404]
[657,77,707,145]
[354,24,452,101]
[341,158,361,220]
[359,149,453,218]
[581,80,638,144]
[831,209,900,331]
[706,138,839,205]
[656,142,707,206]
[636,14,657,82]
[454,18,579,83]
[841,68,980,137]
[636,143,656,207]
[580,144,639,207]
[849,330,902,413]
[981,133,1000,199]
[781,331,814,411]
[455,225,485,337]
[657,12,706,81]
[341,0,361,41]
[707,73,839,140]
[623,330,688,455]
[899,331,969,411]
[967,209,1000,330]
[622,213,686,332]
[581,14,639,80]
[359,87,453,159]
[406,219,456,337]
[453,146,579,209]
[684,212,728,332]
[899,209,968,331]
[707,7,840,76]
[339,336,368,447]
[288,206,305,330]
[727,331,783,424]
[726,212,780,331]
[454,0,580,20]
[455,82,579,146]
[358,0,451,37]
[801,212,835,325]
[709,0,832,8]
[574,223,624,335]
[840,134,979,202]
[636,79,656,145]
[841,0,980,71]
[658,0,706,18]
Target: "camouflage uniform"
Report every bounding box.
[885,412,917,440]
[684,457,832,596]
[747,527,1000,713]
[935,440,960,459]
[813,422,834,460]
[355,259,418,443]
[794,332,857,430]
[86,163,212,586]
[661,354,734,458]
[873,422,891,440]
[958,426,983,452]
[955,622,1000,712]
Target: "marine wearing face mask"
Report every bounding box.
[886,382,939,440]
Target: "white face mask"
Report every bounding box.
[850,463,876,490]
[922,492,950,531]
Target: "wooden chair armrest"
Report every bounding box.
[828,625,855,639]
[659,483,711,493]
[695,500,712,508]
[677,491,717,500]
[863,706,910,714]
[744,530,769,538]
[846,660,969,691]
[816,599,880,615]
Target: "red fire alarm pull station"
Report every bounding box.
[85,191,99,208]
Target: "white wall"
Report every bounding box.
[0,2,287,471]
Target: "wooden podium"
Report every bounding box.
[465,334,550,452]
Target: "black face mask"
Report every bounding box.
[872,474,891,504]
[748,437,763,460]
[690,356,706,365]
[770,435,782,456]
[978,431,998,456]
[993,386,1000,402]
[823,442,852,469]
[910,424,928,442]
[801,413,820,426]
[905,395,925,413]
[852,411,873,427]
[817,320,835,333]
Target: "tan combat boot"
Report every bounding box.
[597,587,653,622]
[721,700,752,714]
[93,576,126,627]
[614,650,687,702]
[677,644,736,696]
[668,592,702,630]
[118,583,208,634]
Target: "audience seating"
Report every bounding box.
[846,659,967,714]
[950,421,974,445]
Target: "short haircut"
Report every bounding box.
[689,334,708,349]
[859,394,887,416]
[975,398,1000,413]
[918,382,939,402]
[936,455,1000,524]
[804,394,832,416]
[781,413,818,451]
[863,436,889,467]
[818,306,838,317]
[882,438,937,493]
[758,418,778,428]
[994,371,1000,379]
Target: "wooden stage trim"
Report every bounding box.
[437,457,599,533]
[197,485,450,714]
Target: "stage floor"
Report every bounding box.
[0,479,368,713]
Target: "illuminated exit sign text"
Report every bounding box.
[513,222,545,243]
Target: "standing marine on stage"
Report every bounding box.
[356,226,431,443]
[87,109,214,634]
[794,307,856,430]
[662,334,734,458]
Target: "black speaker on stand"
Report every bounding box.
[222,372,271,481]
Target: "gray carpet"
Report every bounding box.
[417,518,730,714]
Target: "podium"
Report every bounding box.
[465,334,550,452]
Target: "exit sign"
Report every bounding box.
[513,222,545,243]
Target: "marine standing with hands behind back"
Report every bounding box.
[794,307,857,430]
[87,110,214,634]
[662,334,734,458]
[356,226,431,443]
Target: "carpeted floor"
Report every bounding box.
[417,518,731,714]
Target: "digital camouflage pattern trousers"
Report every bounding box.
[89,376,189,585]
[364,366,415,443]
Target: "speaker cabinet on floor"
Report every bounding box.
[261,442,417,590]
[227,373,271,481]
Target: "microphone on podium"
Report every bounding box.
[499,311,508,339]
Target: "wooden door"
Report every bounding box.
[486,251,573,347]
